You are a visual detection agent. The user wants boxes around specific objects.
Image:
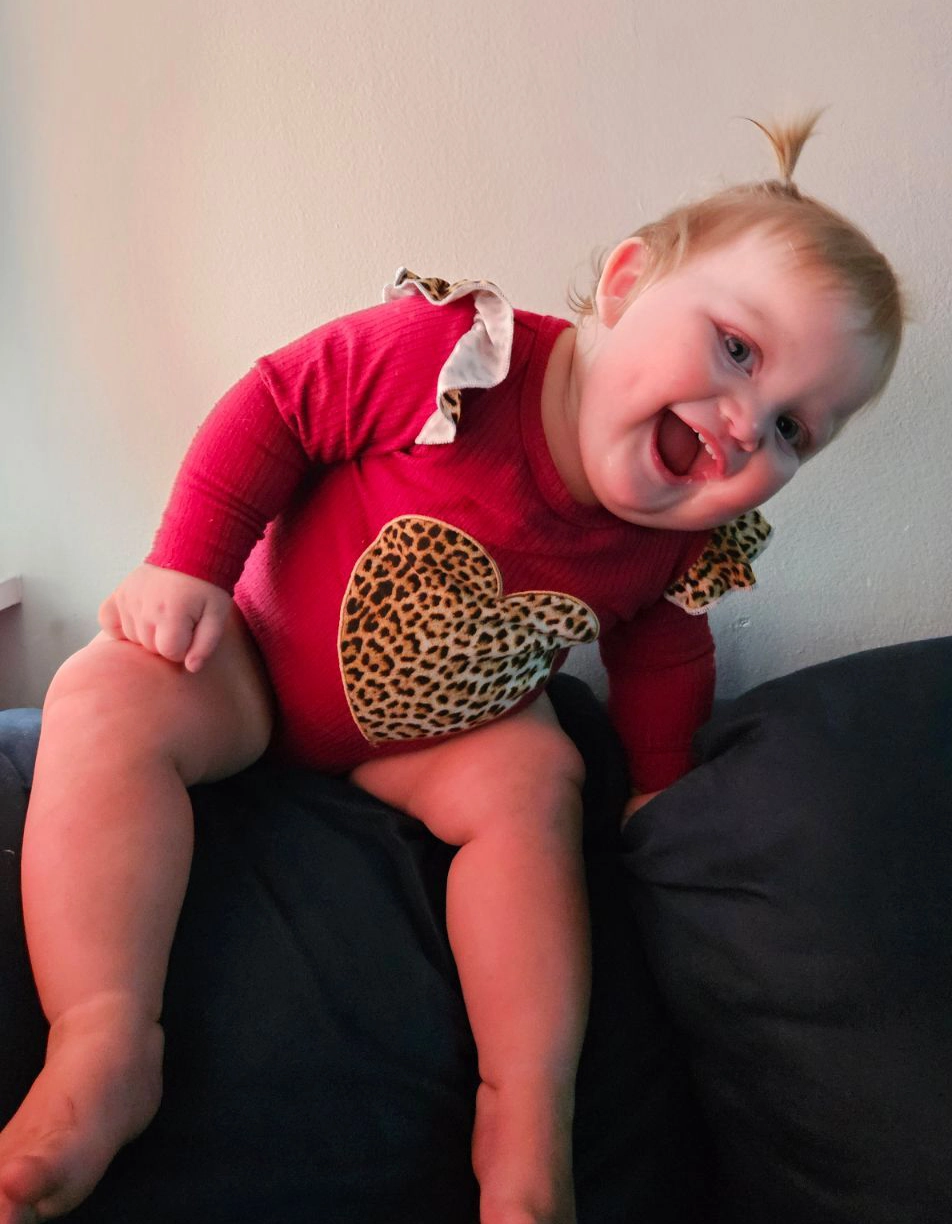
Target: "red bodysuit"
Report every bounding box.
[147,279,717,791]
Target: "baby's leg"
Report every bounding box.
[0,612,272,1222]
[352,697,588,1224]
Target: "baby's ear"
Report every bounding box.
[595,238,647,327]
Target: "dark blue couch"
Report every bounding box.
[2,641,950,1222]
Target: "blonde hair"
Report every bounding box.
[571,114,903,399]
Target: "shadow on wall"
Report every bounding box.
[0,608,27,710]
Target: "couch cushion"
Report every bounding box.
[623,638,952,1224]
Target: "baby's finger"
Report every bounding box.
[153,615,195,664]
[115,604,143,649]
[137,620,160,656]
[183,606,228,673]
[97,595,127,639]
[98,599,120,638]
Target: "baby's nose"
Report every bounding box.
[720,396,763,452]
[734,431,760,454]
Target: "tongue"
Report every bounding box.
[657,411,699,475]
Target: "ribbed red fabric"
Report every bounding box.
[148,295,714,790]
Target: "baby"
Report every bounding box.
[0,116,902,1224]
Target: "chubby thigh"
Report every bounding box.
[351,693,586,847]
[43,608,274,787]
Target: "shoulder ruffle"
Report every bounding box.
[383,268,514,445]
[383,269,774,612]
[664,510,773,614]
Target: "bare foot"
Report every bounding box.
[0,994,163,1221]
[472,1079,576,1224]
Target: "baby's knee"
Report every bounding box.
[500,716,585,798]
[48,639,160,717]
[41,632,271,783]
[432,716,585,845]
[41,638,188,758]
[354,700,586,844]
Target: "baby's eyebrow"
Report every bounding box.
[729,295,771,333]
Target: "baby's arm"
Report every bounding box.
[113,298,476,672]
[599,598,716,813]
[98,564,233,673]
[107,360,320,672]
[96,366,309,673]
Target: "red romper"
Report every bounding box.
[147,277,717,791]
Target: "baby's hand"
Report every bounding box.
[98,563,233,673]
[621,788,664,830]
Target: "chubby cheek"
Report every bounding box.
[749,451,800,503]
[654,343,716,404]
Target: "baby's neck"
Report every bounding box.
[540,323,597,506]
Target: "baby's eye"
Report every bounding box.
[776,414,805,449]
[723,332,755,372]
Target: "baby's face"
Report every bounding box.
[569,228,881,531]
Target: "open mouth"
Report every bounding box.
[654,410,721,481]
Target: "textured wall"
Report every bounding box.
[2,0,950,706]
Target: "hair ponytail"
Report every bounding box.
[746,111,825,197]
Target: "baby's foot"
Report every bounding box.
[0,994,163,1221]
[472,1079,576,1224]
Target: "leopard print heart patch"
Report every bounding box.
[339,516,599,744]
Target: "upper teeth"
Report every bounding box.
[693,429,716,459]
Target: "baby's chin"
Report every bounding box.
[607,497,753,533]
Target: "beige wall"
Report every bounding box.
[2,0,950,707]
